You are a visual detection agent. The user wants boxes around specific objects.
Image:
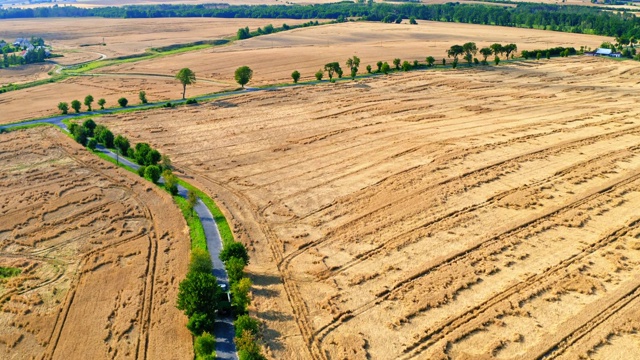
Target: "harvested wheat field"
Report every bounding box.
[0,127,191,359]
[102,20,611,85]
[98,56,640,359]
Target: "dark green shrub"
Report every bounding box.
[186,98,198,104]
[87,139,97,150]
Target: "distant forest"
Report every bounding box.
[1,2,638,38]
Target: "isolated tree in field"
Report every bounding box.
[447,45,464,61]
[494,56,501,65]
[490,43,504,58]
[118,97,128,107]
[97,98,106,110]
[235,66,253,89]
[176,67,196,99]
[479,47,493,63]
[139,90,147,104]
[314,70,323,81]
[82,119,96,137]
[220,242,249,265]
[381,62,390,75]
[376,60,383,72]
[393,58,401,70]
[426,56,435,67]
[291,70,300,84]
[366,65,372,73]
[71,99,81,113]
[324,62,341,81]
[401,60,411,71]
[346,55,360,79]
[187,189,198,217]
[57,102,69,114]
[409,16,417,25]
[84,95,94,111]
[114,135,130,155]
[504,43,518,59]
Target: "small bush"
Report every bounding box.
[144,165,161,183]
[118,97,128,107]
[186,98,198,105]
[165,102,173,108]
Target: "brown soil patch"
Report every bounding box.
[0,127,191,359]
[97,56,640,359]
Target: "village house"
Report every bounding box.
[584,48,623,57]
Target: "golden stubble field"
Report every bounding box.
[0,127,191,359]
[0,20,611,125]
[97,56,640,359]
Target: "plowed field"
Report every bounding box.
[94,56,640,359]
[0,127,191,359]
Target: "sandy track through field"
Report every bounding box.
[95,56,640,359]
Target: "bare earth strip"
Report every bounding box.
[95,56,640,359]
[0,127,191,359]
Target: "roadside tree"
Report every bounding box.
[118,97,128,107]
[97,98,106,109]
[71,99,81,113]
[84,94,94,111]
[139,90,147,104]
[176,67,196,99]
[57,102,69,114]
[291,70,300,83]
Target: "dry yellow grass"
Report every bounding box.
[102,20,612,85]
[97,56,640,360]
[0,127,191,359]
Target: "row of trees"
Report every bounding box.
[57,92,148,114]
[3,3,640,39]
[0,47,48,68]
[236,20,321,40]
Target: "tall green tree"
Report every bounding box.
[479,47,493,63]
[84,94,94,111]
[71,99,81,113]
[177,271,222,317]
[220,242,249,265]
[139,90,147,104]
[462,42,477,58]
[57,102,69,114]
[235,66,253,88]
[97,98,106,110]
[490,43,504,58]
[345,55,360,79]
[393,58,401,70]
[114,135,130,155]
[426,56,435,67]
[504,43,518,59]
[176,67,196,99]
[324,62,341,81]
[291,70,300,83]
[447,45,464,60]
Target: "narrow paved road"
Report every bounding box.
[1,121,238,360]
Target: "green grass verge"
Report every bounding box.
[1,122,55,133]
[177,179,234,247]
[174,195,208,251]
[0,267,21,278]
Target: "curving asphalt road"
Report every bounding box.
[1,119,238,360]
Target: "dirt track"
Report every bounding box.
[95,56,640,359]
[0,127,191,359]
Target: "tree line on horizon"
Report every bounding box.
[2,2,640,39]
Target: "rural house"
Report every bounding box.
[584,48,622,57]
